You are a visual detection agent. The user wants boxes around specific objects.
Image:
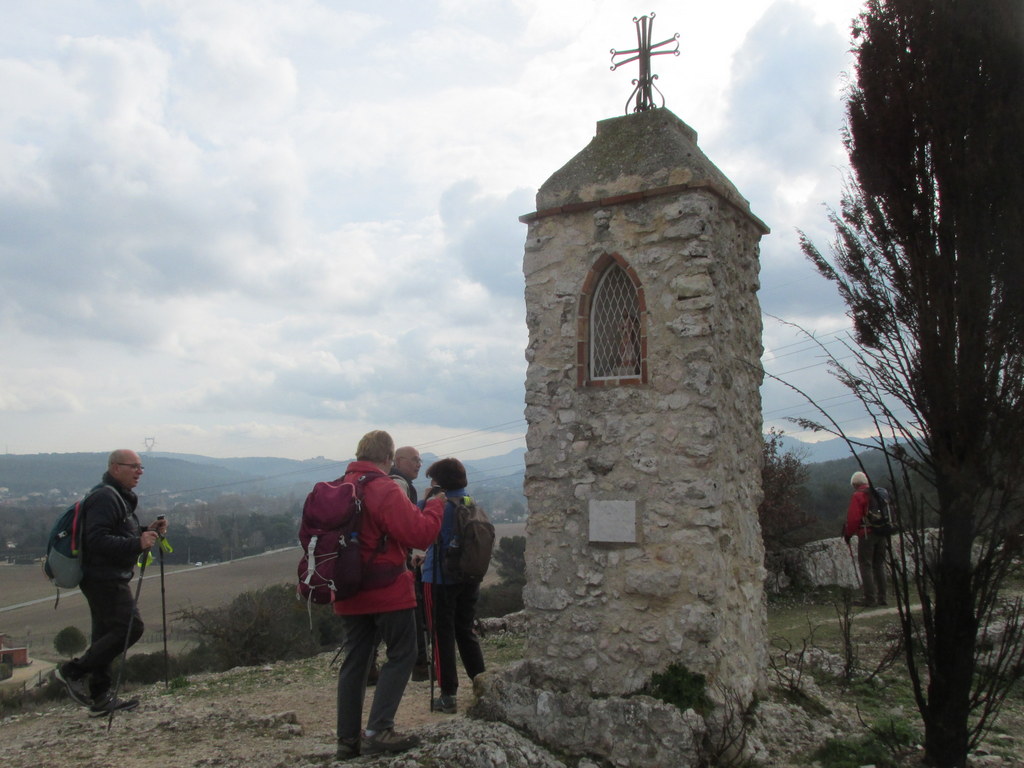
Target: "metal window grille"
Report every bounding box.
[590,265,641,379]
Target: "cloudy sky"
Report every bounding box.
[1,0,868,461]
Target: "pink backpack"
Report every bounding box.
[296,472,403,605]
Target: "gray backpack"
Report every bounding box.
[442,496,495,581]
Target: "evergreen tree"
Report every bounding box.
[493,535,526,586]
[800,1,1024,765]
[53,625,87,658]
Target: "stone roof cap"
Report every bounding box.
[524,108,768,234]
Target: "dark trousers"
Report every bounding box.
[67,578,143,699]
[431,581,485,696]
[858,533,887,603]
[337,608,416,741]
[372,570,427,668]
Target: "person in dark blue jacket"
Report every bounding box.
[421,458,486,714]
[53,449,167,716]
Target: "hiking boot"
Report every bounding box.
[336,737,360,760]
[88,695,139,717]
[54,663,92,708]
[433,694,457,714]
[411,663,430,682]
[361,728,419,756]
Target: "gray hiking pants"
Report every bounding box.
[857,533,887,604]
[336,608,417,741]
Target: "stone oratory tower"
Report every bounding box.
[474,41,770,765]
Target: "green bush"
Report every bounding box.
[124,651,179,684]
[0,662,11,681]
[644,663,713,716]
[169,676,190,691]
[811,734,894,768]
[477,582,523,619]
[179,642,224,674]
[493,536,526,586]
[179,584,322,669]
[313,608,345,647]
[867,716,920,757]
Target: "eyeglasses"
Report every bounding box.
[116,463,145,471]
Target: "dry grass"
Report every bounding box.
[0,523,525,662]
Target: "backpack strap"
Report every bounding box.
[77,484,129,557]
[354,472,386,550]
[356,472,407,582]
[430,493,456,585]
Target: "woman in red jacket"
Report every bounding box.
[333,430,444,760]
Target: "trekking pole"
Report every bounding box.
[428,537,444,712]
[158,519,169,688]
[107,549,150,731]
[421,587,432,684]
[426,584,435,712]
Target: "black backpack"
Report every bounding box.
[865,486,896,536]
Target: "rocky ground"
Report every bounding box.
[1,621,1021,767]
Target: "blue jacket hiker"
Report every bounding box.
[420,458,486,714]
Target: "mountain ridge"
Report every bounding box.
[0,437,868,506]
[0,448,529,505]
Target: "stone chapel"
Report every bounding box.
[475,106,770,767]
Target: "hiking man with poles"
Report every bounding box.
[53,449,167,716]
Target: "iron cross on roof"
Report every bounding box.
[610,13,680,114]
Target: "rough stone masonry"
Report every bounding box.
[474,108,770,766]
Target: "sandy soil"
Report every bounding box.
[1,650,466,768]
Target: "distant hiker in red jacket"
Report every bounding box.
[333,431,444,760]
[843,471,887,607]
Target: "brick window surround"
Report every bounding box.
[578,252,648,387]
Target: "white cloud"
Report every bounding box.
[0,0,868,458]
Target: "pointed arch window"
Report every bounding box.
[578,254,647,386]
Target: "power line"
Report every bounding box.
[416,420,526,450]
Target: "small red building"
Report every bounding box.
[0,633,30,667]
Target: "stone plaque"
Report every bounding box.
[588,500,637,543]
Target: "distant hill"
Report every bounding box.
[775,434,875,463]
[0,448,529,509]
[0,437,881,511]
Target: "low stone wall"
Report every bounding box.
[764,537,860,594]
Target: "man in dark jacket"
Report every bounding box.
[388,445,431,681]
[53,449,167,716]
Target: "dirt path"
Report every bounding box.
[0,651,467,768]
